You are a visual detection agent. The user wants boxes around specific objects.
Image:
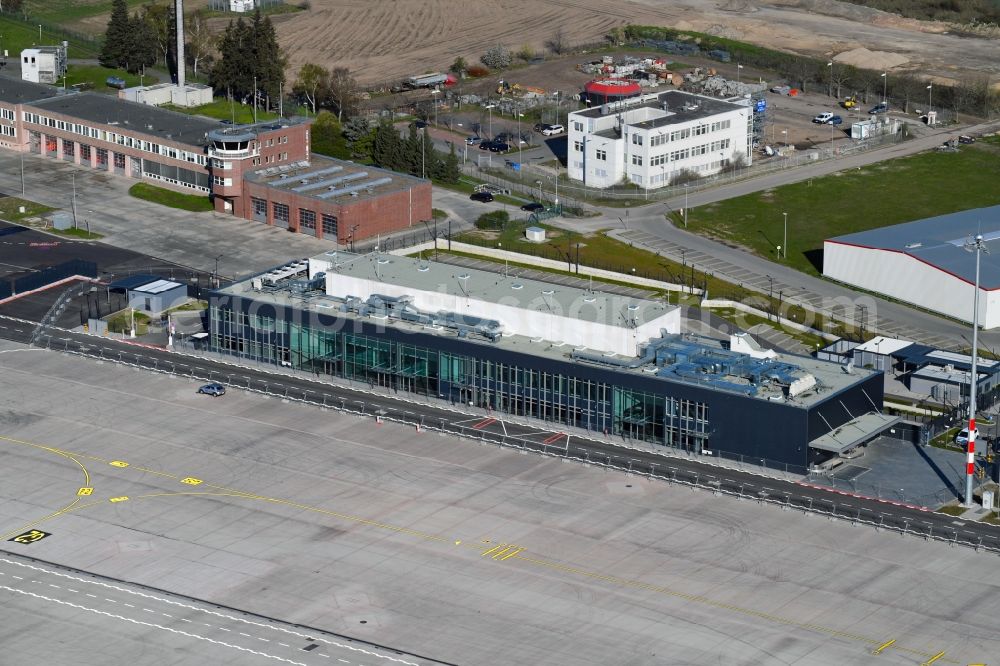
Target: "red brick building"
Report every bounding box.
[0,76,432,243]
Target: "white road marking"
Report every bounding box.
[0,584,307,665]
[0,556,419,664]
[104,598,117,603]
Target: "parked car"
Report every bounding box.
[197,383,226,397]
[533,123,551,133]
[812,112,834,124]
[958,135,976,144]
[465,136,481,145]
[868,103,888,114]
[541,124,564,136]
[826,115,843,126]
[955,428,980,446]
[470,191,494,203]
[520,202,545,212]
[487,142,511,153]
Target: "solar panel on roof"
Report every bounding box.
[316,177,393,200]
[292,171,368,193]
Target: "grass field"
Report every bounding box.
[64,65,141,93]
[685,138,1000,276]
[0,15,101,59]
[0,196,53,221]
[128,183,214,212]
[163,99,294,124]
[24,0,146,25]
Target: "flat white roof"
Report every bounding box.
[133,279,183,294]
[853,336,914,356]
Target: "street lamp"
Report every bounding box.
[827,61,833,98]
[736,63,743,85]
[214,253,223,284]
[483,104,495,139]
[71,172,77,229]
[683,183,689,228]
[880,71,887,106]
[431,88,440,127]
[962,234,988,507]
[927,84,933,113]
[780,129,787,147]
[782,211,787,259]
[535,179,543,202]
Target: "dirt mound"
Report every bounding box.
[833,47,909,71]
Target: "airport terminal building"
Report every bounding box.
[208,252,893,469]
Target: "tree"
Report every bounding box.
[326,67,358,121]
[293,63,329,115]
[372,122,404,172]
[128,11,158,74]
[0,0,25,15]
[342,117,374,158]
[448,57,467,77]
[248,10,285,110]
[185,8,214,77]
[545,28,566,55]
[829,64,855,100]
[481,44,512,70]
[142,1,172,70]
[441,142,461,183]
[211,18,251,98]
[100,0,131,69]
[516,45,535,63]
[310,111,351,159]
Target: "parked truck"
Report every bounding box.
[403,72,450,89]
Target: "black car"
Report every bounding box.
[520,202,545,212]
[958,135,976,144]
[470,191,494,203]
[488,142,510,153]
[478,140,495,151]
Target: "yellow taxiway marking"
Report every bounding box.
[77,487,93,496]
[872,638,896,655]
[180,478,203,486]
[920,652,945,666]
[0,432,966,663]
[109,460,129,468]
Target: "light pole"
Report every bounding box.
[516,102,523,166]
[71,172,77,229]
[535,179,542,203]
[38,24,41,43]
[827,61,833,98]
[782,211,787,259]
[963,234,988,507]
[683,183,689,228]
[781,129,787,147]
[927,84,933,113]
[420,126,426,179]
[880,71,887,106]
[214,254,223,284]
[19,150,24,195]
[431,88,440,127]
[484,104,495,139]
[736,63,743,85]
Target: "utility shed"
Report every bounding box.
[109,275,188,313]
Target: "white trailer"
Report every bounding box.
[404,73,449,89]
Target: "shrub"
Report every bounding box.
[466,64,490,78]
[475,210,510,230]
[481,44,512,70]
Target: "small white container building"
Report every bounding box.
[21,42,68,85]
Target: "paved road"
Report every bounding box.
[1,311,997,554]
[539,115,1000,351]
[0,552,446,666]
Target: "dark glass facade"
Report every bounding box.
[209,294,885,469]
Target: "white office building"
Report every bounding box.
[566,90,752,189]
[20,43,68,85]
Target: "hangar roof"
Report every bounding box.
[827,205,1000,289]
